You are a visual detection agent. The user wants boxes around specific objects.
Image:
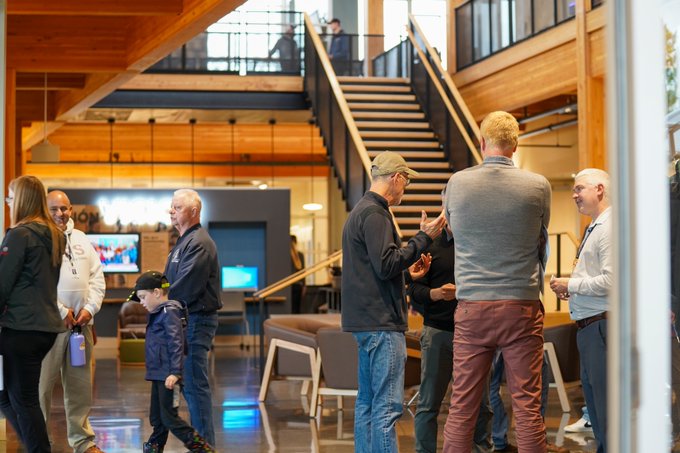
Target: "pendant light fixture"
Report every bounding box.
[108,117,115,188]
[30,73,60,163]
[303,118,323,211]
[189,118,196,187]
[149,118,156,187]
[229,118,236,186]
[269,118,276,188]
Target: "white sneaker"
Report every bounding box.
[564,417,593,433]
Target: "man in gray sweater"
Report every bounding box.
[443,111,551,453]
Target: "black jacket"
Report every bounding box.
[145,299,186,381]
[408,232,456,332]
[0,222,65,333]
[341,191,432,332]
[164,224,221,314]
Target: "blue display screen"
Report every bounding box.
[221,266,258,292]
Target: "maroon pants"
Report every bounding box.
[443,300,547,453]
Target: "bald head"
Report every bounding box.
[47,190,73,230]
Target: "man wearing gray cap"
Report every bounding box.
[342,151,445,453]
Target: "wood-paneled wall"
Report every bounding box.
[24,122,329,184]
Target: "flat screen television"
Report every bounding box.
[221,266,258,292]
[86,233,141,274]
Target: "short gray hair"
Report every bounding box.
[575,168,610,200]
[173,189,202,212]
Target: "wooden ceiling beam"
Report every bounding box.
[9,0,245,125]
[8,16,128,72]
[126,0,246,71]
[53,71,139,121]
[121,74,304,92]
[16,73,87,90]
[8,0,183,16]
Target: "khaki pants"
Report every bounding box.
[443,300,547,453]
[39,325,97,453]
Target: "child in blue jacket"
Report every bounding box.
[128,271,215,453]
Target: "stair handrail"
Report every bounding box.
[304,13,404,238]
[405,21,482,165]
[303,13,371,175]
[550,231,580,248]
[253,250,343,299]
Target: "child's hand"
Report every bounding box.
[165,374,179,389]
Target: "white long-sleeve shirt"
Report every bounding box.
[568,207,612,320]
[57,218,106,323]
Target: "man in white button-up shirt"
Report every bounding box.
[550,168,612,453]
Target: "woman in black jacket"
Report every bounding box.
[0,175,66,453]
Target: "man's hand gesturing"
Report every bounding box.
[419,210,446,239]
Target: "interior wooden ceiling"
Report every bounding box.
[9,0,245,126]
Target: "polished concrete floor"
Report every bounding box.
[2,346,598,452]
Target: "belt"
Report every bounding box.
[575,312,607,330]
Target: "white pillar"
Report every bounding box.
[608,0,671,451]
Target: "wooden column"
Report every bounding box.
[576,0,606,170]
[447,0,466,75]
[4,68,15,187]
[366,0,384,77]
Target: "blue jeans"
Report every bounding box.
[490,350,549,449]
[353,331,407,453]
[184,312,218,446]
[577,319,607,453]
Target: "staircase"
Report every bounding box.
[339,76,451,237]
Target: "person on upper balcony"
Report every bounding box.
[328,18,350,75]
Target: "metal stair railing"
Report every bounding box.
[303,13,404,238]
[253,249,343,376]
[407,14,483,169]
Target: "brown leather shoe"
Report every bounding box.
[84,446,106,453]
[547,443,570,453]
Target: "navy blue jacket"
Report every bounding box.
[164,223,221,314]
[330,30,349,60]
[145,300,186,381]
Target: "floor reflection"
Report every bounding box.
[0,346,597,452]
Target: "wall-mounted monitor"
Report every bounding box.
[221,266,258,292]
[86,233,141,274]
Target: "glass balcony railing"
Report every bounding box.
[455,0,578,70]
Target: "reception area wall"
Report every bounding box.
[59,187,292,340]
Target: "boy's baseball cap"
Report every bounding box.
[127,270,170,302]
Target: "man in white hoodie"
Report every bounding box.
[39,190,106,453]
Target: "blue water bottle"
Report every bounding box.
[69,326,86,367]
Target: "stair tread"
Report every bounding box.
[408,162,451,169]
[342,84,411,93]
[345,93,416,101]
[401,194,445,201]
[361,131,435,139]
[391,205,444,212]
[364,140,441,148]
[348,102,420,110]
[405,182,447,190]
[337,76,409,84]
[367,151,443,159]
[406,171,453,179]
[353,111,425,119]
[355,121,431,129]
